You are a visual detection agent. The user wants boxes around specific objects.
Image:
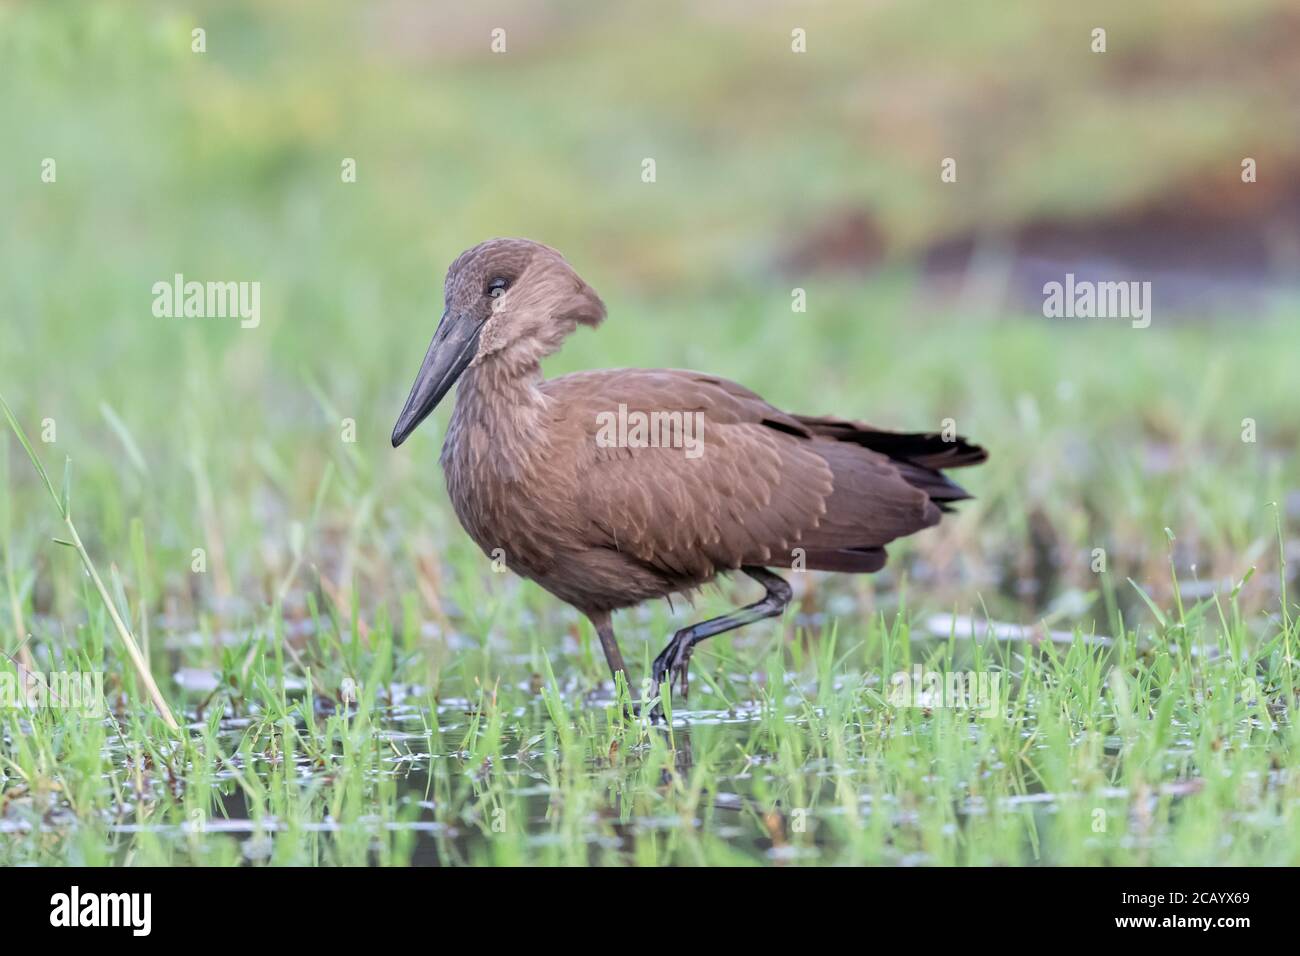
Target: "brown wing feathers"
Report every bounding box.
[554,370,983,579]
[560,370,833,580]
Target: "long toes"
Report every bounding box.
[650,661,669,690]
[651,644,677,691]
[670,649,693,698]
[668,661,686,698]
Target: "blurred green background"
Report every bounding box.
[3,0,1299,627]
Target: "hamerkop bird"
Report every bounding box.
[392,238,985,712]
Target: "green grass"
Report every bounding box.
[1,524,1296,864]
[1,1,1298,865]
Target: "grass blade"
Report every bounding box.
[0,393,61,515]
[0,391,179,732]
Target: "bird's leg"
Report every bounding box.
[652,567,792,708]
[589,610,631,704]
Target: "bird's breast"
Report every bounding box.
[440,415,583,580]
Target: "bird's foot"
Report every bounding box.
[650,638,694,716]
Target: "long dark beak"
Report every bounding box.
[391,311,483,447]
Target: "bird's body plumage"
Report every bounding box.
[441,364,982,614]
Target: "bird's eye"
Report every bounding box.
[487,277,509,298]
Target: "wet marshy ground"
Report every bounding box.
[3,576,1296,866]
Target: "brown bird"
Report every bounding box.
[392,238,986,711]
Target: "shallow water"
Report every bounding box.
[2,595,1290,867]
[1,684,1238,867]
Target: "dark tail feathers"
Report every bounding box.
[795,418,987,512]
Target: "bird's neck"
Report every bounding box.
[444,356,551,475]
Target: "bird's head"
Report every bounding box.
[391,238,605,447]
